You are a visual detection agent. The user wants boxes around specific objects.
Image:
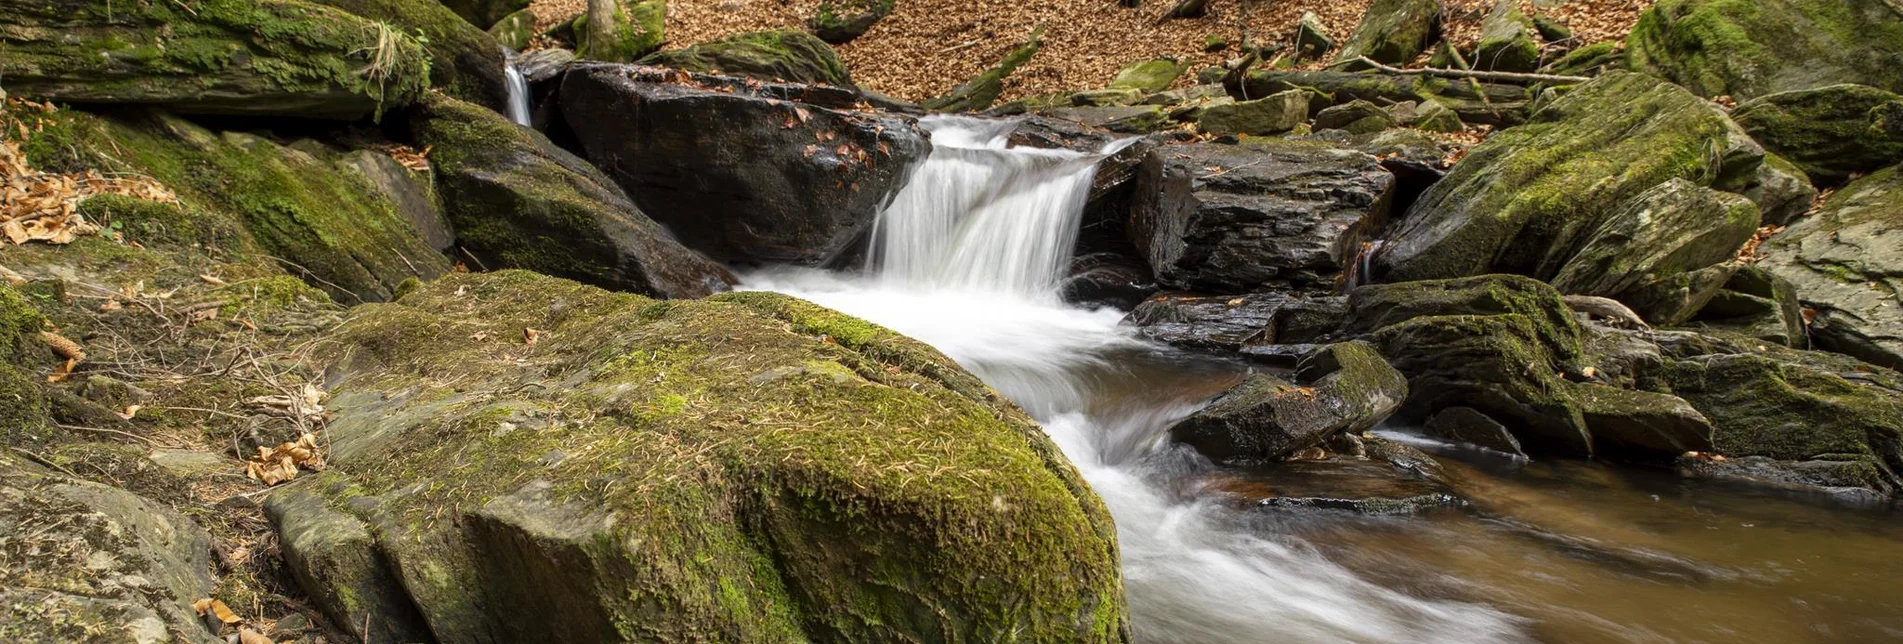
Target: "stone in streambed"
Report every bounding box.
[265,480,430,644]
[1125,292,1300,353]
[1423,406,1525,457]
[1313,100,1396,134]
[1689,266,1806,348]
[1730,84,1903,185]
[0,0,430,120]
[1739,153,1818,227]
[1071,88,1147,107]
[1548,178,1761,317]
[270,271,1128,642]
[1128,140,1394,293]
[1238,69,1532,128]
[1060,253,1158,310]
[411,94,735,298]
[1169,341,1407,463]
[558,63,929,265]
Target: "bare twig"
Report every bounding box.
[1351,56,1590,84]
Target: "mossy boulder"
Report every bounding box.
[1740,152,1818,226]
[1110,58,1189,94]
[1333,0,1443,66]
[1237,70,1532,128]
[0,288,52,449]
[1690,266,1806,347]
[926,29,1043,112]
[437,0,530,30]
[1473,0,1541,72]
[1194,90,1309,135]
[270,270,1127,642]
[0,0,430,119]
[1625,0,1903,99]
[488,8,537,51]
[1730,84,1903,185]
[1170,341,1406,463]
[1371,72,1763,284]
[1412,99,1464,132]
[639,30,852,87]
[1758,165,1903,369]
[1071,88,1146,107]
[1314,99,1396,133]
[412,94,736,297]
[1540,41,1623,77]
[576,0,667,62]
[1549,178,1761,318]
[306,0,514,110]
[559,63,930,265]
[810,0,894,44]
[0,451,219,644]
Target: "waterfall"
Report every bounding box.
[866,115,1132,299]
[502,50,532,127]
[746,116,1525,643]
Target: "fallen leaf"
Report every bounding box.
[192,598,242,624]
[198,274,227,286]
[41,330,84,361]
[244,433,323,486]
[116,404,142,421]
[237,628,273,644]
[523,328,543,345]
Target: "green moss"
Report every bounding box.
[76,194,253,255]
[1474,0,1541,72]
[638,29,850,87]
[924,28,1043,112]
[1334,0,1442,65]
[1109,58,1189,93]
[1542,41,1622,76]
[300,271,1125,642]
[0,0,431,118]
[576,0,666,62]
[1730,84,1903,184]
[304,0,510,108]
[1663,354,1901,488]
[1626,0,1903,99]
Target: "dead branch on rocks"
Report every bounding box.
[1351,56,1591,84]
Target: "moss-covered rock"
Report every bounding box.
[487,8,537,50]
[1550,178,1760,316]
[810,0,893,44]
[438,0,530,30]
[1314,99,1395,133]
[1194,90,1309,135]
[305,0,513,110]
[1739,152,1818,226]
[0,288,52,449]
[1412,99,1464,132]
[1170,341,1406,463]
[926,29,1043,112]
[1237,70,1532,128]
[1071,88,1147,107]
[1473,0,1541,72]
[1690,266,1806,347]
[0,451,220,644]
[411,94,736,297]
[576,0,667,62]
[639,29,852,87]
[1371,72,1763,284]
[1758,165,1903,369]
[1730,84,1903,185]
[0,0,430,119]
[1625,0,1903,99]
[1540,41,1623,77]
[271,270,1127,642]
[1110,58,1189,93]
[1333,0,1443,66]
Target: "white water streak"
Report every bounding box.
[502,51,532,127]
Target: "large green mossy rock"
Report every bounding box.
[269,271,1128,643]
[1194,90,1308,135]
[488,8,537,50]
[1110,58,1189,94]
[1731,84,1903,185]
[926,30,1043,112]
[30,109,450,303]
[639,30,852,87]
[306,0,513,110]
[1333,0,1443,66]
[0,451,220,644]
[1626,0,1903,99]
[1474,0,1540,72]
[576,0,667,62]
[1759,166,1903,369]
[411,95,737,298]
[1550,178,1760,311]
[437,0,530,30]
[0,0,429,119]
[810,0,894,44]
[1371,72,1762,284]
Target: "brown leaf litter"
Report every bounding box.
[2,99,177,245]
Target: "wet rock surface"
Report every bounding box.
[1759,166,1903,369]
[1169,342,1406,463]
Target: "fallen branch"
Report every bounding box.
[1351,56,1590,84]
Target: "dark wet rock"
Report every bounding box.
[925,30,1041,112]
[1739,153,1818,227]
[1128,140,1394,293]
[1371,72,1763,286]
[1473,0,1541,72]
[0,0,430,120]
[1676,455,1892,506]
[1625,0,1903,100]
[1313,100,1395,134]
[1170,341,1407,463]
[1581,324,1666,390]
[1060,253,1158,309]
[1207,435,1463,515]
[515,48,577,84]
[1237,70,1532,127]
[1758,166,1903,368]
[308,0,512,111]
[1334,0,1443,66]
[1572,383,1714,458]
[1424,406,1526,457]
[1730,84,1903,185]
[1110,58,1190,93]
[1004,117,1157,256]
[1548,179,1760,319]
[1195,90,1310,135]
[265,480,431,644]
[412,94,735,298]
[1689,266,1807,348]
[1125,292,1294,352]
[639,30,857,86]
[559,63,929,265]
[1,451,219,644]
[274,271,1128,642]
[810,0,893,44]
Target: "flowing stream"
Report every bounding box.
[502,52,532,127]
[748,116,1903,642]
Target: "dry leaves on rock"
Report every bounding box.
[193,598,243,625]
[244,433,323,486]
[3,100,177,246]
[383,144,432,172]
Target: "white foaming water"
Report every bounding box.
[748,116,1526,643]
[502,51,532,127]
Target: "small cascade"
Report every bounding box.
[866,115,1133,299]
[502,50,532,127]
